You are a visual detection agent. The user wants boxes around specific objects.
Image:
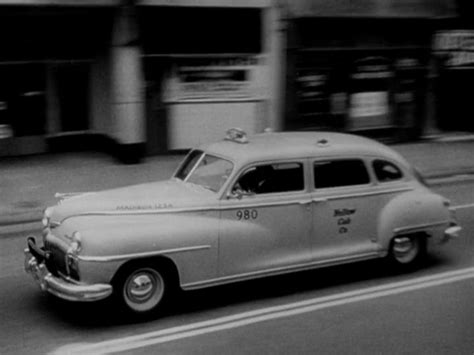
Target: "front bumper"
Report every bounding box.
[24,237,113,302]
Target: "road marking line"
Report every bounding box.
[452,203,474,210]
[53,267,474,355]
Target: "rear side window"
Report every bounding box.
[373,159,403,182]
[314,159,370,188]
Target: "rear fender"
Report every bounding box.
[377,191,449,252]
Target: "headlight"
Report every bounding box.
[68,231,82,254]
[41,216,49,228]
[66,232,82,280]
[42,208,52,227]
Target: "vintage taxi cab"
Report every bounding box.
[25,129,461,316]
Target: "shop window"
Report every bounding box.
[314,159,370,188]
[167,56,257,102]
[295,68,331,120]
[0,64,46,137]
[348,57,393,131]
[394,57,425,138]
[291,53,348,130]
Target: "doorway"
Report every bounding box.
[0,63,47,156]
[145,59,169,155]
[54,63,90,133]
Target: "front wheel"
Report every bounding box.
[114,263,170,316]
[388,234,426,268]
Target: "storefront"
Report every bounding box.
[138,2,278,153]
[283,0,455,142]
[434,29,474,132]
[0,3,114,157]
[0,63,46,154]
[0,0,280,162]
[163,55,265,150]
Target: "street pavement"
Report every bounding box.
[1,135,473,227]
[3,178,474,354]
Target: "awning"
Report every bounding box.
[286,0,457,19]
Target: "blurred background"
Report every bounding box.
[0,0,472,164]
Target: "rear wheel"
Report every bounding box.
[114,262,170,316]
[388,233,426,268]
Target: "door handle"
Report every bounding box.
[299,198,327,205]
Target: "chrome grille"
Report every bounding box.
[44,233,68,277]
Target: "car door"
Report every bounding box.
[218,161,313,278]
[310,158,382,261]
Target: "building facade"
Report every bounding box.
[0,0,465,163]
[282,0,458,142]
[433,0,474,133]
[0,1,117,157]
[138,0,282,154]
[0,0,282,162]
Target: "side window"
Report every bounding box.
[233,162,304,195]
[373,159,403,182]
[314,159,370,188]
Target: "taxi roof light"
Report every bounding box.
[224,128,248,144]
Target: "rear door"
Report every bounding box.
[310,158,381,261]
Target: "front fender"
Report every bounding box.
[61,212,219,287]
[377,191,449,251]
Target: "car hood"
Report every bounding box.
[49,179,217,223]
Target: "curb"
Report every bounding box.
[1,170,473,229]
[419,133,474,143]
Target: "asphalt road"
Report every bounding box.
[1,180,474,355]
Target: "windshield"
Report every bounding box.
[175,150,234,192]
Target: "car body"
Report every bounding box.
[25,129,461,315]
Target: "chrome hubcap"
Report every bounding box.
[124,268,164,312]
[393,236,418,264]
[130,275,154,300]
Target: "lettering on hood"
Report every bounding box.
[116,203,173,210]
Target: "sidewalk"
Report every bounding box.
[0,152,185,227]
[1,137,473,227]
[394,138,474,179]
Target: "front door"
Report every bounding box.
[219,161,312,278]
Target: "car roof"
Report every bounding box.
[203,131,409,168]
